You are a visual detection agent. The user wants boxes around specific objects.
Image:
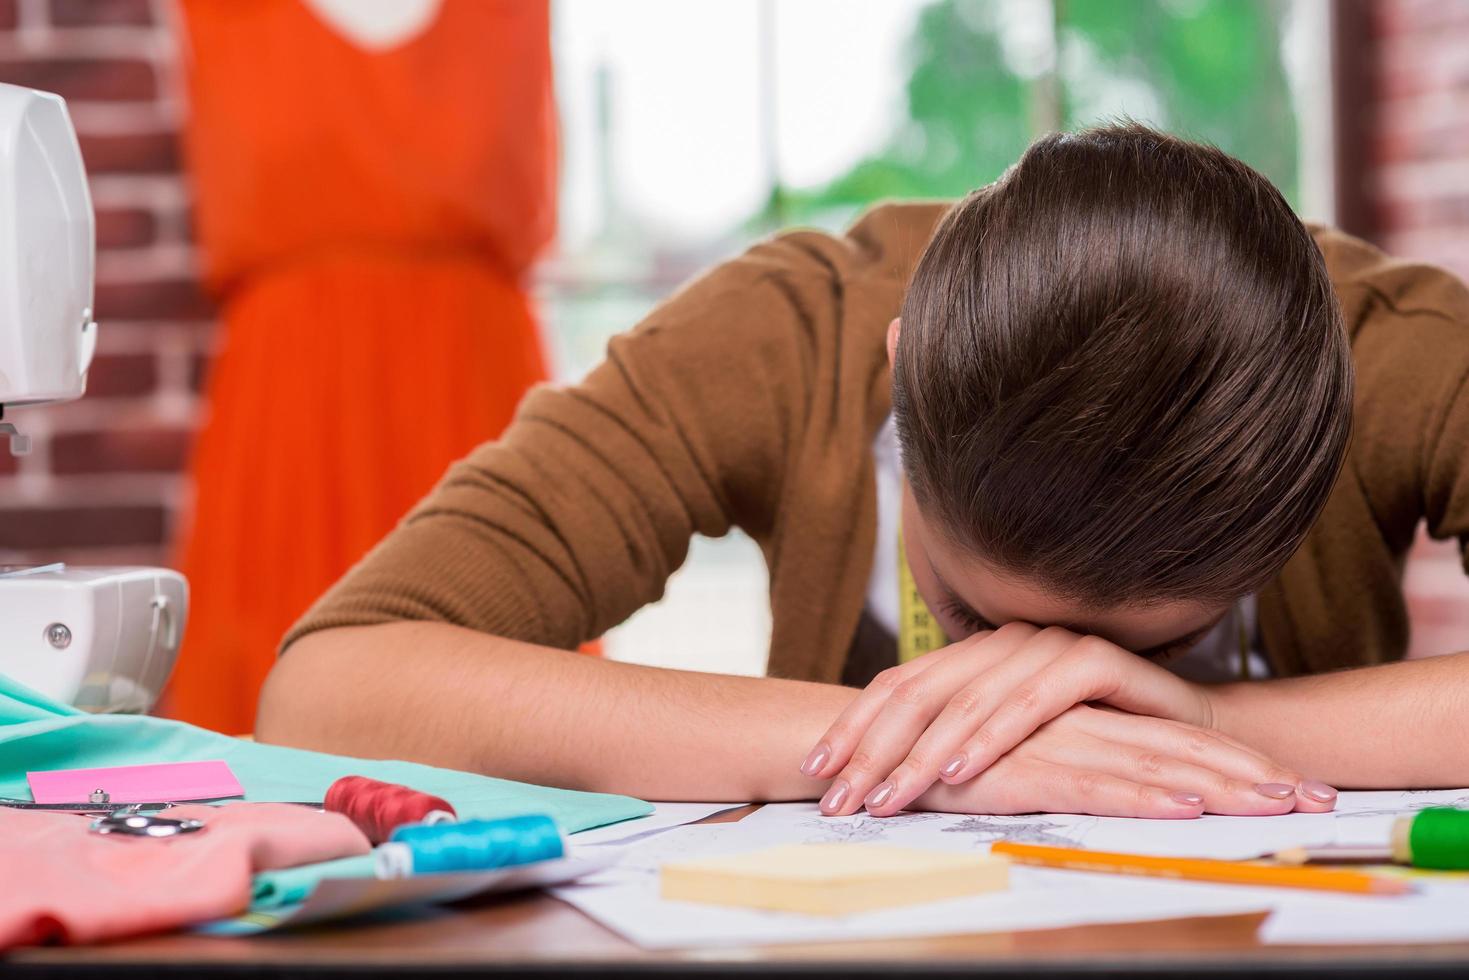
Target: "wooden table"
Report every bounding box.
[8,807,1469,978]
[12,902,1469,979]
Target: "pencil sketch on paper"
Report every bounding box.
[938,814,1097,848]
[796,811,945,844]
[793,809,1100,849]
[1335,792,1469,822]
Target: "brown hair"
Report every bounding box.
[892,123,1353,607]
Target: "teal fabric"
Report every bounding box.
[0,674,82,724]
[252,854,379,908]
[0,674,651,833]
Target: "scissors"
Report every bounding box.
[0,796,175,815]
[89,810,205,838]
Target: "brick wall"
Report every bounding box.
[1368,0,1469,281]
[1364,0,1469,659]
[0,0,211,569]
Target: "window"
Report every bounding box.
[544,0,1332,673]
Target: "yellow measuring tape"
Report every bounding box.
[897,521,947,664]
[900,521,1253,674]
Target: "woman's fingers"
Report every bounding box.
[1024,725,1298,816]
[815,677,956,816]
[806,616,1330,820]
[1073,708,1336,813]
[859,626,1083,815]
[800,654,944,780]
[803,625,1027,784]
[813,628,1035,815]
[1202,727,1338,811]
[916,758,1206,819]
[934,640,1209,788]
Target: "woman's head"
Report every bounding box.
[891,123,1352,649]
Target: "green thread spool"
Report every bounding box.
[1398,808,1469,870]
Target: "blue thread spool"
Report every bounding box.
[374,814,565,878]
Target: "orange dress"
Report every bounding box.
[167,0,555,734]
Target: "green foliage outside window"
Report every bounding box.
[763,0,1299,230]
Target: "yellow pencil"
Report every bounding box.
[990,841,1413,896]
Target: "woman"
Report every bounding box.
[258,126,1469,817]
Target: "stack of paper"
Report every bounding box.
[551,790,1469,949]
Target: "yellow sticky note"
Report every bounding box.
[660,843,1009,916]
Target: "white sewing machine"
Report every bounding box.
[0,83,187,713]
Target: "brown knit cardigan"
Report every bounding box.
[286,203,1469,681]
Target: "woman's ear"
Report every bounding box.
[886,317,902,369]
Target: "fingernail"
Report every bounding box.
[941,755,966,779]
[865,781,896,810]
[1171,792,1204,806]
[1298,780,1337,803]
[820,779,850,814]
[800,742,831,777]
[1255,783,1295,799]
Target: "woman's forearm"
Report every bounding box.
[1211,651,1469,788]
[256,621,853,801]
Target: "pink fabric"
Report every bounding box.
[28,760,243,804]
[0,803,369,948]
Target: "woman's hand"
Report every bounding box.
[801,622,1337,816]
[904,704,1336,818]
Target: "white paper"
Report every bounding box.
[550,817,1271,949]
[1260,878,1469,944]
[1328,788,1469,815]
[552,791,1469,949]
[737,802,1339,860]
[1258,788,1469,945]
[573,801,742,846]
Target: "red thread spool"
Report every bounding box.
[324,776,457,844]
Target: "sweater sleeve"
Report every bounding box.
[1425,367,1469,570]
[1314,226,1469,571]
[281,231,844,653]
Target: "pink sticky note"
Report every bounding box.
[27,760,244,804]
